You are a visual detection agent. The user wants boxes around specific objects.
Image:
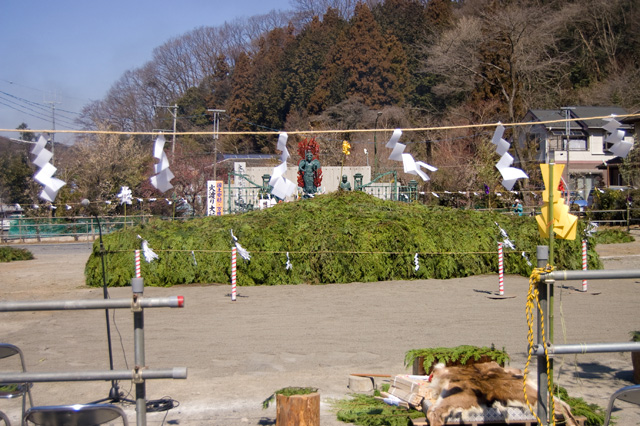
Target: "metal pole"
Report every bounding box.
[0,296,184,312]
[208,109,225,180]
[561,107,575,206]
[536,245,549,425]
[171,104,177,157]
[541,269,640,281]
[374,112,382,178]
[0,368,187,384]
[531,342,640,356]
[132,278,146,425]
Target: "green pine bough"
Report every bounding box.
[262,386,318,409]
[0,247,33,262]
[404,345,510,375]
[85,191,603,287]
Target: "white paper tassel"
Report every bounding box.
[137,235,159,263]
[231,229,251,261]
[117,186,133,205]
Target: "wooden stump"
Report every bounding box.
[632,352,640,384]
[276,392,320,426]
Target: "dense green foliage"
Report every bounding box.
[593,228,635,244]
[554,386,605,426]
[404,345,510,375]
[0,247,33,262]
[85,192,602,287]
[334,393,424,426]
[330,383,605,426]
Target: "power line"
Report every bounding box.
[0,91,78,128]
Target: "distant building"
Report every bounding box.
[522,106,635,196]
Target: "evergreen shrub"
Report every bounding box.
[85,191,602,287]
[0,247,33,262]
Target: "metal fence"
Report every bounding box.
[0,215,151,243]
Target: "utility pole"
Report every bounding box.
[561,107,575,206]
[155,104,178,158]
[208,109,225,180]
[45,92,61,166]
[374,111,382,178]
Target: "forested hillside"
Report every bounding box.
[5,0,638,215]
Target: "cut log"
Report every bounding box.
[276,392,320,426]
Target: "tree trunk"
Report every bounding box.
[276,392,320,426]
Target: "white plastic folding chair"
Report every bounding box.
[24,404,129,426]
[0,344,33,425]
[604,384,640,426]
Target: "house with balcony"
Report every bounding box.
[521,106,635,198]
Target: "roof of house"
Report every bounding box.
[570,106,630,128]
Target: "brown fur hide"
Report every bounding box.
[424,362,577,426]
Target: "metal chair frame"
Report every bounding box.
[0,344,34,425]
[24,404,129,426]
[604,384,640,426]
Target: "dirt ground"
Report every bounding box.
[1,233,640,425]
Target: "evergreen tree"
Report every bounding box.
[310,3,408,113]
[0,149,33,205]
[248,25,296,146]
[226,52,257,153]
[283,9,347,118]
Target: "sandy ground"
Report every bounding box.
[1,233,640,426]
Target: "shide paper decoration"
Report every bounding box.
[386,129,437,181]
[31,135,66,202]
[117,186,133,205]
[491,123,528,191]
[150,134,174,193]
[269,132,297,199]
[137,235,159,263]
[495,222,515,250]
[603,116,633,158]
[230,229,251,261]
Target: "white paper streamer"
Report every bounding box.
[117,186,133,205]
[150,134,174,193]
[385,129,437,181]
[603,117,632,158]
[269,132,297,199]
[191,250,197,266]
[490,123,528,190]
[137,235,159,263]
[585,221,598,237]
[495,222,515,250]
[31,136,66,202]
[522,251,532,266]
[230,229,251,261]
[285,252,292,270]
[414,253,420,271]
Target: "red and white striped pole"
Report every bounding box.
[498,242,504,295]
[135,249,141,278]
[582,239,588,292]
[231,246,237,301]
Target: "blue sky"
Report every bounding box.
[0,0,293,142]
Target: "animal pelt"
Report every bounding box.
[423,362,578,426]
